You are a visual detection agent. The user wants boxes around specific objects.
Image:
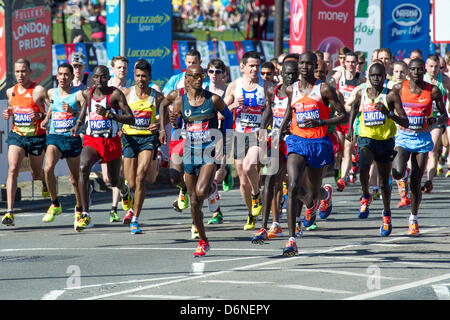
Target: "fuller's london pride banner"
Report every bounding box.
[11,0,52,88]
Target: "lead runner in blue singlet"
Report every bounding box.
[171,64,233,258]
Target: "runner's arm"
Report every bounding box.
[107,88,135,125]
[386,86,409,128]
[431,85,448,125]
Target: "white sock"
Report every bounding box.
[409,213,417,222]
[132,216,138,223]
[272,222,280,228]
[289,236,296,242]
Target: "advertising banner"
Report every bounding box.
[11,0,52,88]
[310,0,355,68]
[382,0,430,60]
[125,1,172,90]
[0,1,6,95]
[106,0,120,65]
[290,0,308,54]
[354,0,381,59]
[432,0,450,43]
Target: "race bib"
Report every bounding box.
[53,111,75,133]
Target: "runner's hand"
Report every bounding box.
[95,104,108,117]
[3,108,11,120]
[169,110,178,128]
[345,131,354,142]
[159,130,167,145]
[62,101,76,114]
[28,110,41,121]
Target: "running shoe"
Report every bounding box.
[372,188,381,200]
[422,180,433,194]
[130,221,142,234]
[191,224,200,239]
[251,192,263,217]
[177,189,189,210]
[208,180,220,213]
[2,212,14,226]
[123,208,134,225]
[109,209,120,223]
[408,220,420,236]
[397,168,410,197]
[397,196,411,208]
[336,178,345,192]
[42,185,49,198]
[193,239,210,257]
[319,184,333,219]
[267,223,283,239]
[358,194,372,219]
[42,203,62,223]
[446,169,450,178]
[437,164,443,176]
[172,199,182,213]
[295,222,303,238]
[251,228,268,244]
[207,209,223,224]
[75,213,91,232]
[334,168,341,182]
[282,238,298,256]
[348,171,356,184]
[380,214,392,237]
[243,215,256,230]
[303,200,319,228]
[222,164,234,192]
[121,181,133,211]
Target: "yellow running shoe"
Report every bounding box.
[177,189,189,211]
[42,185,50,198]
[121,181,133,212]
[42,203,62,223]
[2,212,15,226]
[251,192,262,217]
[244,215,256,230]
[74,213,91,232]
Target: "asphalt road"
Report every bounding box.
[1,174,450,305]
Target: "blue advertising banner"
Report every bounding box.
[106,0,120,66]
[382,0,430,60]
[125,1,172,89]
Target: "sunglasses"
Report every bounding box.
[208,69,223,75]
[187,73,205,80]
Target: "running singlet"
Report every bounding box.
[399,80,433,132]
[49,87,79,136]
[358,84,396,140]
[424,73,447,117]
[85,87,120,138]
[271,84,289,132]
[233,78,266,133]
[290,79,330,139]
[10,82,46,136]
[122,86,157,135]
[181,91,218,149]
[337,72,359,102]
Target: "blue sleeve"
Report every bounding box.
[219,105,233,132]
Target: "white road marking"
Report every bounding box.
[432,284,450,300]
[345,273,450,300]
[286,269,405,280]
[41,290,65,300]
[202,280,272,285]
[279,284,354,294]
[127,294,202,300]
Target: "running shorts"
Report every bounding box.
[358,136,397,163]
[286,134,334,168]
[7,131,46,157]
[395,130,433,154]
[83,134,122,164]
[47,134,82,159]
[121,134,160,158]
